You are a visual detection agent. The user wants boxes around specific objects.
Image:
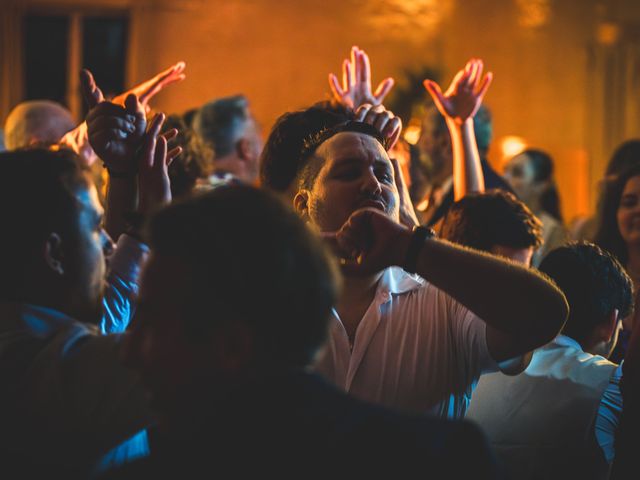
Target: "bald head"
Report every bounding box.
[4,100,75,150]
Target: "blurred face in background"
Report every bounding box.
[617,175,640,249]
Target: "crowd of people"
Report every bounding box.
[0,46,638,479]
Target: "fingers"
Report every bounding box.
[166,146,182,166]
[161,128,178,142]
[80,69,104,109]
[328,73,345,99]
[343,59,353,91]
[357,47,371,86]
[139,61,187,104]
[153,135,168,171]
[140,113,165,169]
[350,47,358,88]
[477,71,493,99]
[384,117,402,150]
[423,80,446,114]
[373,77,395,103]
[90,116,136,135]
[86,101,131,125]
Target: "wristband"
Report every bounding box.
[403,226,436,274]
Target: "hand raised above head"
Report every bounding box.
[81,69,147,175]
[329,46,394,110]
[112,61,186,112]
[423,58,493,125]
[354,103,402,150]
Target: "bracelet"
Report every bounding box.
[403,226,436,274]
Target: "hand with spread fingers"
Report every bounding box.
[112,61,186,113]
[82,69,147,176]
[423,58,492,125]
[137,113,181,214]
[329,46,394,110]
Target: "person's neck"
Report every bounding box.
[335,272,383,338]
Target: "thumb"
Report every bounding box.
[423,80,446,113]
[80,69,104,109]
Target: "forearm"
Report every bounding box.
[414,237,567,342]
[449,118,485,201]
[105,176,137,241]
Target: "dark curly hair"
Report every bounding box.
[539,242,633,346]
[440,190,543,252]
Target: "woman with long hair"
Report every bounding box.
[594,163,640,363]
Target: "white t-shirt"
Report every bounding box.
[314,267,499,418]
[466,335,617,480]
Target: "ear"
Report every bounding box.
[43,233,65,275]
[596,309,619,343]
[293,189,311,220]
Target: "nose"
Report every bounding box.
[361,169,383,197]
[102,229,116,257]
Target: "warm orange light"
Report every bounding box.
[403,118,422,145]
[500,135,527,160]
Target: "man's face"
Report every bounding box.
[123,253,206,428]
[298,132,400,232]
[67,184,113,323]
[242,109,264,184]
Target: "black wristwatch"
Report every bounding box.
[403,225,436,274]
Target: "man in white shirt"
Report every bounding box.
[268,113,568,418]
[467,242,633,479]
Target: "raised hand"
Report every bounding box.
[329,46,394,109]
[325,208,411,276]
[354,103,402,150]
[137,114,182,214]
[112,61,186,112]
[423,58,492,125]
[82,69,147,175]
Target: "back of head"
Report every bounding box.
[4,101,75,150]
[538,242,632,345]
[163,114,213,198]
[440,190,543,252]
[192,95,249,159]
[147,185,340,367]
[605,139,640,177]
[0,148,88,298]
[259,101,353,192]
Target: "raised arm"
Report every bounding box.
[424,58,492,201]
[328,46,394,109]
[60,62,186,165]
[330,208,568,363]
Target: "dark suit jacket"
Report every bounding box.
[104,371,503,479]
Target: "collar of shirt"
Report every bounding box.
[552,334,583,352]
[0,301,77,338]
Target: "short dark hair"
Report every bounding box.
[538,242,633,345]
[296,121,388,191]
[192,95,249,158]
[594,163,640,265]
[0,148,89,297]
[146,185,340,367]
[440,190,543,252]
[259,101,353,192]
[518,148,563,222]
